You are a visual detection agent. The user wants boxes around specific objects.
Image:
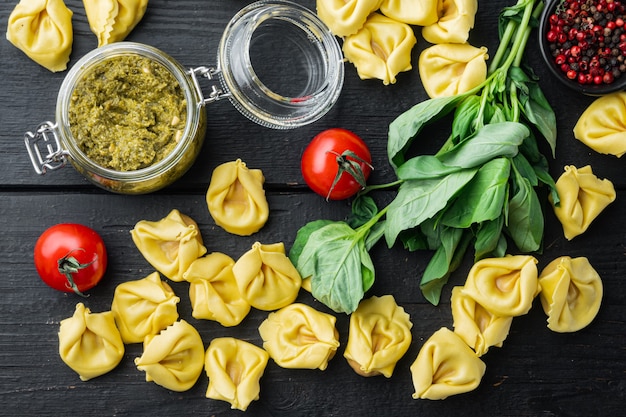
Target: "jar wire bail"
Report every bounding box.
[24,121,68,175]
[188,66,232,107]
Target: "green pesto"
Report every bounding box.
[68,55,187,171]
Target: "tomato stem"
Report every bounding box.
[325,150,374,201]
[57,249,94,297]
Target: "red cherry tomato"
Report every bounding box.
[301,128,373,200]
[34,223,107,296]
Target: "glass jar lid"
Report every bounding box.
[217,0,344,129]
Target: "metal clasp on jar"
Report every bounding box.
[24,121,69,174]
[188,66,232,106]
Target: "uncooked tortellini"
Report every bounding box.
[131,209,207,282]
[316,0,382,37]
[573,91,626,157]
[343,295,412,378]
[232,242,302,311]
[451,286,513,357]
[259,303,339,370]
[380,0,439,26]
[550,165,616,240]
[183,252,251,327]
[538,256,603,333]
[204,337,269,411]
[206,159,269,236]
[343,13,417,85]
[410,327,486,400]
[83,0,149,46]
[461,255,540,317]
[6,0,73,72]
[111,271,180,343]
[422,0,478,44]
[419,43,488,98]
[135,320,204,392]
[58,303,124,381]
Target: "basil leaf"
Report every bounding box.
[297,222,374,314]
[474,213,507,261]
[419,217,444,250]
[384,169,478,246]
[399,229,430,251]
[436,122,528,168]
[364,220,385,251]
[506,171,543,252]
[512,152,538,186]
[451,95,482,142]
[420,228,473,305]
[535,164,560,205]
[396,155,462,180]
[289,219,335,268]
[388,95,465,168]
[347,195,379,229]
[441,157,511,228]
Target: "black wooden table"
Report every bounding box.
[1,1,624,416]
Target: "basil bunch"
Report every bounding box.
[290,0,559,313]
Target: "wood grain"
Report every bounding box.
[0,1,624,416]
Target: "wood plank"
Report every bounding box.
[1,0,625,415]
[0,191,623,416]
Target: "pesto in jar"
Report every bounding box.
[68,55,187,171]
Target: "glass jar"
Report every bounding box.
[24,0,344,194]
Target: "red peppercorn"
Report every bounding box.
[569,27,579,40]
[550,13,560,25]
[547,30,558,42]
[603,71,615,83]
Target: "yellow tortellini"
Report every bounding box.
[342,13,417,85]
[6,0,73,72]
[410,327,486,400]
[83,0,148,47]
[538,256,603,333]
[131,209,207,282]
[259,303,339,370]
[134,320,204,392]
[418,43,488,98]
[550,165,616,240]
[111,271,180,344]
[232,242,302,311]
[461,255,540,317]
[380,0,439,26]
[204,337,270,411]
[206,159,269,236]
[451,286,513,357]
[183,252,251,327]
[343,295,412,378]
[58,303,124,381]
[422,0,478,44]
[573,92,626,157]
[316,0,382,37]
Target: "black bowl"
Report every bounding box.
[538,0,626,95]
